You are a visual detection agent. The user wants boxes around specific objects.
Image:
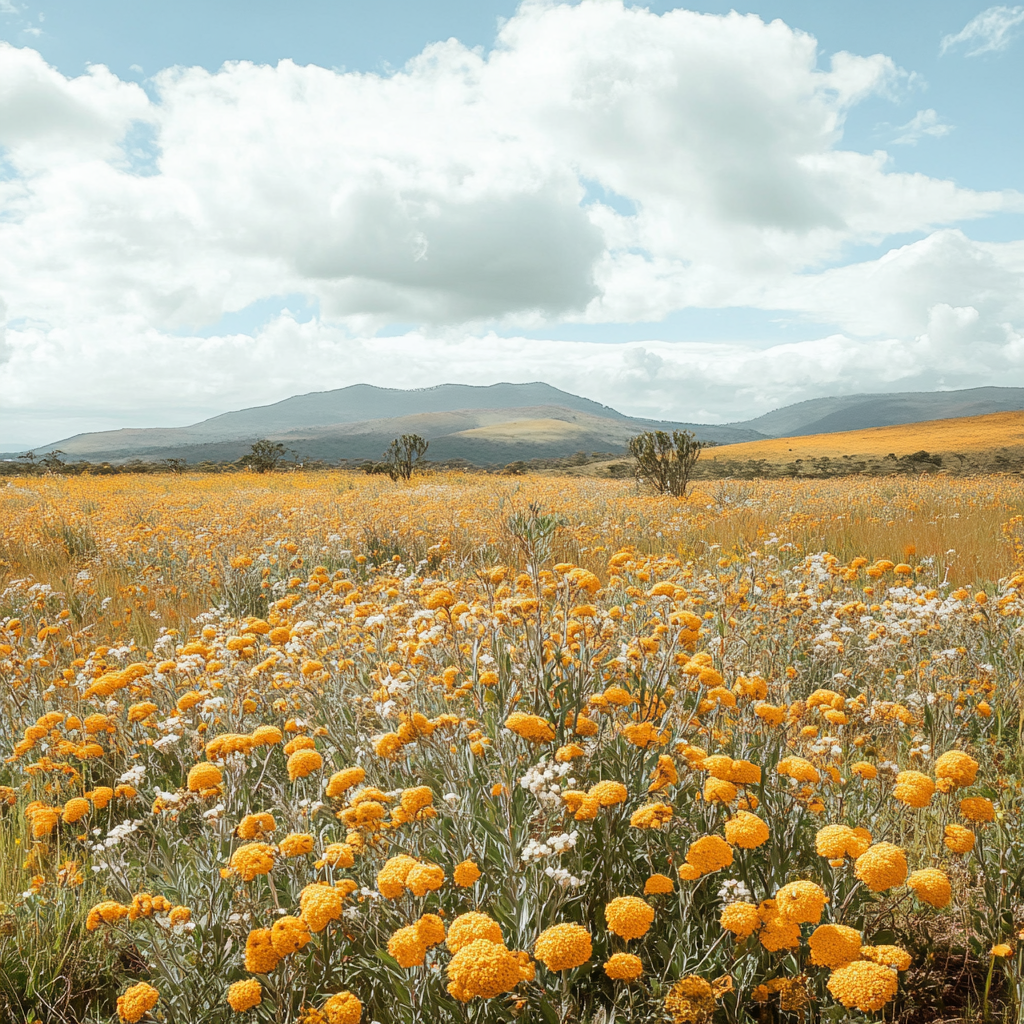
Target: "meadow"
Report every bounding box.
[690,412,1024,481]
[2,470,1024,1022]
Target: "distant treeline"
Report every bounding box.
[2,446,1020,479]
[689,448,1024,480]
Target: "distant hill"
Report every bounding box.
[741,386,1024,438]
[703,409,1024,466]
[1,383,763,465]
[6,383,1024,467]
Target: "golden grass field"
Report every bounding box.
[702,410,1024,466]
[3,470,1024,1023]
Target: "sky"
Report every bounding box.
[1,0,1023,447]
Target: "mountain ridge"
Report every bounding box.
[5,383,1024,466]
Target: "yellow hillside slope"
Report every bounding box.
[706,409,1024,464]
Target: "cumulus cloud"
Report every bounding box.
[940,5,1024,56]
[0,0,1022,441]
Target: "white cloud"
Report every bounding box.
[0,1,1022,442]
[891,109,954,145]
[940,5,1024,56]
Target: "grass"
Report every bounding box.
[703,410,1024,464]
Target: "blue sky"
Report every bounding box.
[1,0,1023,445]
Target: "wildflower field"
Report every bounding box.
[4,471,1024,1023]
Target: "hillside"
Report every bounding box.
[0,384,764,465]
[8,383,1024,468]
[701,409,1024,471]
[742,386,1024,438]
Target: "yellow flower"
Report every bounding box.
[815,824,869,860]
[316,842,355,869]
[907,868,952,908]
[117,982,159,1023]
[943,824,976,854]
[321,991,363,1024]
[604,896,655,940]
[61,797,90,824]
[893,770,935,808]
[423,587,455,610]
[677,864,701,882]
[270,915,311,957]
[300,883,344,932]
[169,906,191,926]
[934,750,979,789]
[728,760,762,785]
[244,928,280,973]
[447,912,505,954]
[279,832,314,857]
[406,862,445,896]
[777,756,819,783]
[534,922,592,971]
[603,952,644,981]
[756,900,801,952]
[227,979,262,1012]
[827,961,898,1012]
[326,767,366,797]
[377,855,417,898]
[400,786,434,815]
[27,805,59,838]
[187,762,223,792]
[251,724,283,746]
[860,945,912,971]
[230,843,276,882]
[86,900,129,930]
[388,924,427,967]
[854,843,908,892]
[808,924,862,968]
[446,939,533,1001]
[851,761,878,780]
[724,811,769,849]
[629,802,673,829]
[648,754,678,791]
[236,812,276,840]
[703,777,738,804]
[685,836,733,875]
[588,780,628,806]
[664,976,716,1024]
[644,873,674,895]
[775,881,827,924]
[555,743,586,762]
[504,713,555,743]
[992,944,1014,958]
[287,748,323,781]
[719,901,760,940]
[754,703,786,726]
[960,797,995,823]
[453,860,481,887]
[416,913,446,947]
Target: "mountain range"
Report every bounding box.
[5,383,1024,466]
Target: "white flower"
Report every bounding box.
[718,878,752,904]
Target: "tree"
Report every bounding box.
[628,429,702,497]
[382,434,428,481]
[240,439,288,473]
[162,458,188,475]
[39,449,67,472]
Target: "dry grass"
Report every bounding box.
[704,410,1024,465]
[2,473,1022,650]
